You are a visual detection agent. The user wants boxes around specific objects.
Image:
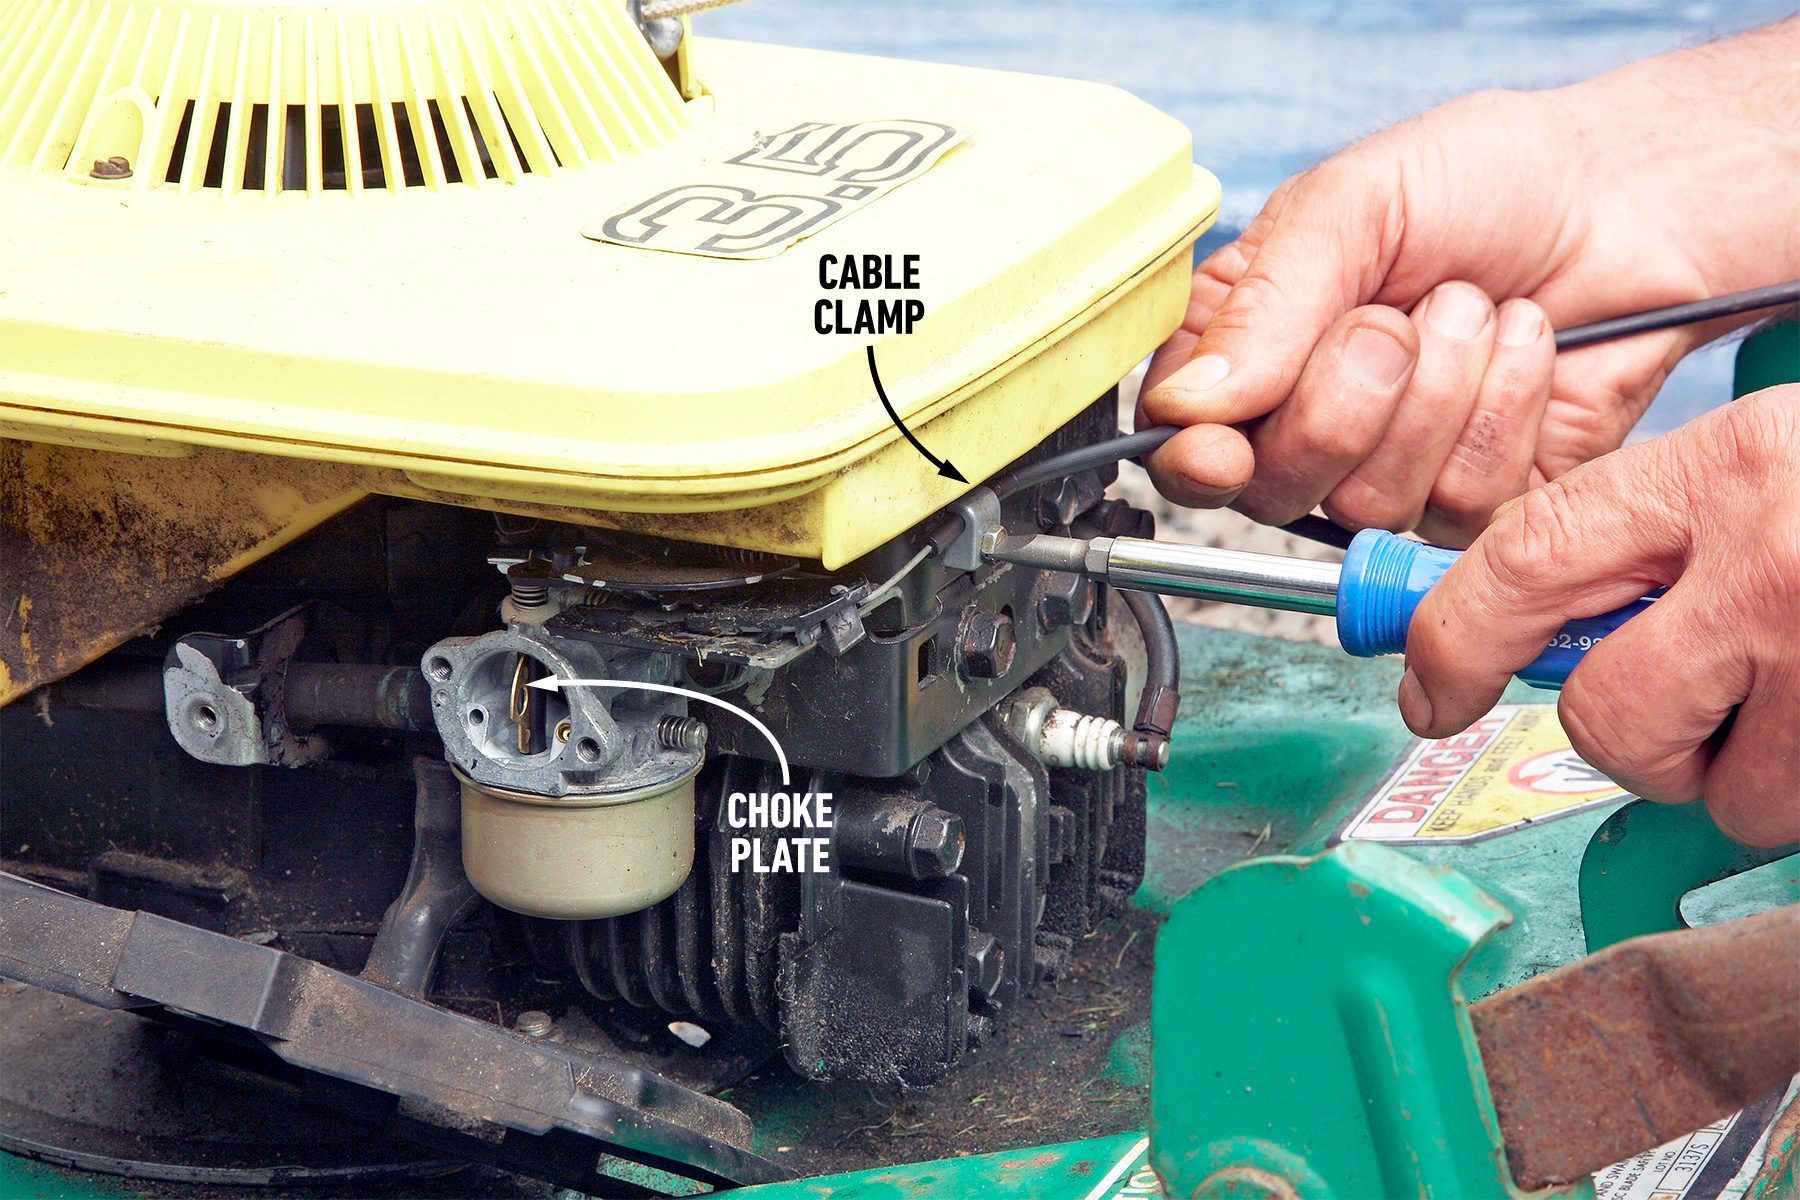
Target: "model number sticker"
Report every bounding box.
[587,119,965,260]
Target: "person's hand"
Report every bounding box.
[1141,20,1800,547]
[1400,387,1799,847]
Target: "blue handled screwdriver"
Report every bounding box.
[970,285,1800,686]
[985,528,1655,689]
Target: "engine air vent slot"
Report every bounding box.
[0,0,691,196]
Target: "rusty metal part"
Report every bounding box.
[88,155,131,179]
[1470,904,1800,1190]
[0,986,450,1186]
[550,534,801,593]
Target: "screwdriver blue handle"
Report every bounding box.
[1336,529,1656,689]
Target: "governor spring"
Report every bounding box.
[657,715,707,752]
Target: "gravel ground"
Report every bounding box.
[1110,366,1341,647]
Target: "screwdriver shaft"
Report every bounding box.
[988,533,1341,615]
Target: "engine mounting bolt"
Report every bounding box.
[1036,476,1086,528]
[656,715,707,752]
[1037,574,1094,631]
[957,608,1015,679]
[908,808,965,877]
[514,1010,554,1038]
[965,932,1004,997]
[89,155,131,179]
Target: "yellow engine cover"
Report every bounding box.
[0,0,1217,699]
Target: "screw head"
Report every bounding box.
[89,155,132,180]
[958,609,1016,679]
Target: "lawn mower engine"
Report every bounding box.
[0,0,1219,1189]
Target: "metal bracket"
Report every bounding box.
[163,606,322,767]
[940,486,1004,573]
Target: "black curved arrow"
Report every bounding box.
[867,345,966,482]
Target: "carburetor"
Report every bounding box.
[422,610,705,920]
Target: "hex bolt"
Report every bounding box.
[514,1010,554,1038]
[1037,574,1094,632]
[835,794,964,879]
[965,932,1004,998]
[89,155,131,180]
[958,608,1016,680]
[1036,477,1086,528]
[908,808,965,878]
[656,715,707,752]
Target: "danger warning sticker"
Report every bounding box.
[1339,704,1630,844]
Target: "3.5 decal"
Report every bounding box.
[588,119,965,259]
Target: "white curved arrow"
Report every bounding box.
[527,676,791,786]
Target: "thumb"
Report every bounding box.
[1401,440,1691,737]
[1142,162,1396,430]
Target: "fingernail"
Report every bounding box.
[1497,300,1544,346]
[1171,353,1230,393]
[1177,473,1240,503]
[1398,667,1433,732]
[1345,327,1412,389]
[1424,283,1490,340]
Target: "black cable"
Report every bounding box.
[1281,513,1355,550]
[1118,587,1180,772]
[1553,280,1800,350]
[985,281,1800,550]
[995,421,1350,550]
[990,426,1181,500]
[1121,587,1179,696]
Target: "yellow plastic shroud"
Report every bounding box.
[1,35,1219,553]
[0,35,1218,700]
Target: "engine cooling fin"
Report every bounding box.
[0,0,689,195]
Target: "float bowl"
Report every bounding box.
[456,765,701,920]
